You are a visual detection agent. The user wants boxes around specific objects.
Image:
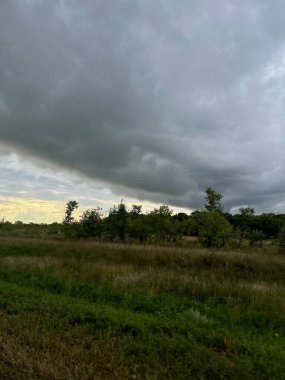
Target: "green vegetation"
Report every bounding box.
[204,187,223,212]
[193,211,232,248]
[51,188,284,248]
[278,228,285,254]
[2,188,285,248]
[1,188,285,378]
[64,200,79,224]
[0,237,284,379]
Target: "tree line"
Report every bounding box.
[63,187,285,249]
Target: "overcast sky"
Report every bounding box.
[1,0,285,221]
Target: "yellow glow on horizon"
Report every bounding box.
[0,195,190,224]
[0,196,68,223]
[0,196,93,224]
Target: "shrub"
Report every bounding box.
[278,227,285,253]
[249,229,265,248]
[80,208,103,238]
[196,211,232,248]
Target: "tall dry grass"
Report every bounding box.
[1,237,284,304]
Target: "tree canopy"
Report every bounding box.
[59,188,285,247]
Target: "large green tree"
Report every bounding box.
[196,211,232,248]
[80,208,103,238]
[204,187,223,212]
[148,205,178,241]
[107,200,128,241]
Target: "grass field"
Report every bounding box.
[0,237,284,379]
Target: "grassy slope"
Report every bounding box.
[0,238,284,379]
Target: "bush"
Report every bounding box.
[196,211,232,248]
[80,208,103,238]
[249,229,265,247]
[278,228,285,253]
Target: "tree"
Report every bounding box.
[278,227,285,253]
[249,229,265,248]
[128,214,152,242]
[239,207,255,216]
[130,204,142,216]
[63,200,80,238]
[80,208,103,238]
[258,214,280,239]
[64,200,79,224]
[234,207,255,246]
[204,187,223,212]
[107,200,128,241]
[149,205,178,241]
[196,211,232,248]
[172,213,191,236]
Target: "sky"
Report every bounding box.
[1,0,285,222]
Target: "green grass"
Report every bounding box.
[0,237,284,379]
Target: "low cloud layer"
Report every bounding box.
[1,0,285,212]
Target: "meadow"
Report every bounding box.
[0,236,284,379]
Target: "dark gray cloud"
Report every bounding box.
[1,0,285,212]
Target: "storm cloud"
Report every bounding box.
[1,0,285,212]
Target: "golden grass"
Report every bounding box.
[1,237,284,301]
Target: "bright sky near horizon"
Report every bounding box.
[1,1,285,222]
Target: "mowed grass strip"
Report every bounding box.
[0,277,284,379]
